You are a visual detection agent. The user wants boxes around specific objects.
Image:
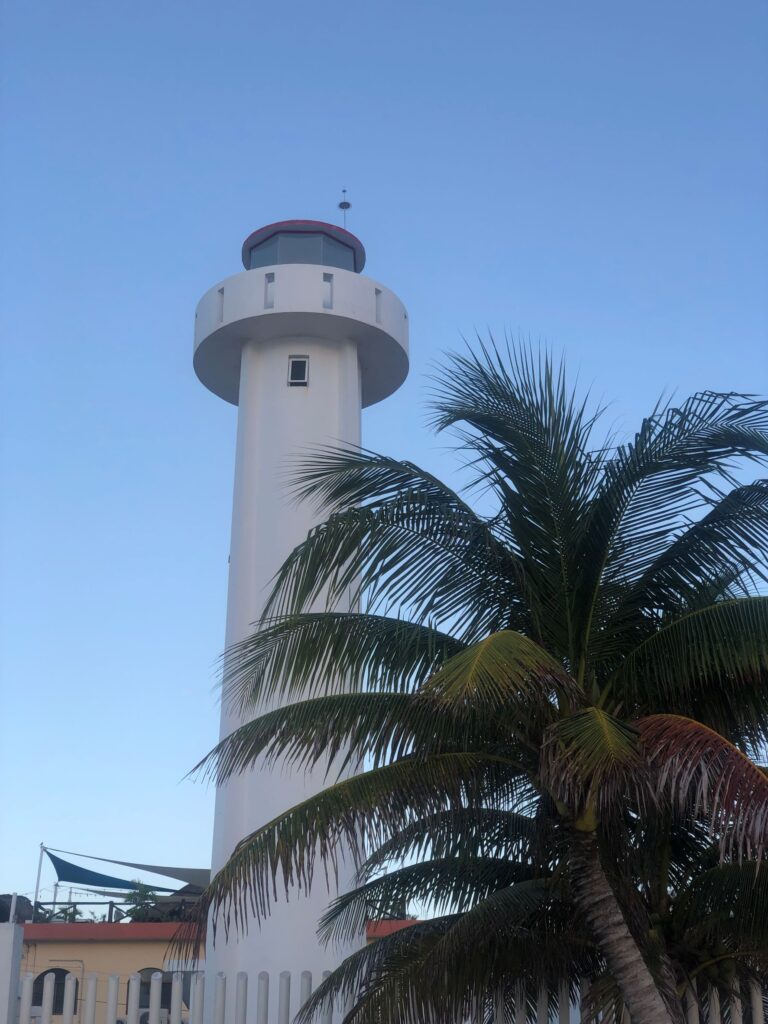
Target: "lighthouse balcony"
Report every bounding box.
[193,263,408,409]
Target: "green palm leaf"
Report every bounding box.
[287,445,485,519]
[673,862,768,948]
[626,481,768,612]
[340,882,592,1024]
[430,344,602,658]
[198,753,524,943]
[610,597,768,714]
[221,613,464,713]
[191,691,496,784]
[318,856,536,946]
[294,919,452,1024]
[422,629,578,720]
[575,391,768,668]
[359,808,542,877]
[592,482,768,667]
[264,450,523,639]
[540,708,642,819]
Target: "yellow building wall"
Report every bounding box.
[21,935,201,1020]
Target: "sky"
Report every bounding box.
[1,0,767,904]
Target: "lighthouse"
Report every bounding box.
[193,220,409,1018]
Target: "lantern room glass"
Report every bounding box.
[249,232,355,271]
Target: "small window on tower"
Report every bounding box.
[288,356,309,387]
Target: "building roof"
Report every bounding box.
[26,919,416,944]
[365,920,417,941]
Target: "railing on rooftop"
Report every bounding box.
[30,899,200,924]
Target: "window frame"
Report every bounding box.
[287,355,309,387]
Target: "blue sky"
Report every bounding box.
[1,0,766,902]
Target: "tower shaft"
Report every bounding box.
[210,335,361,985]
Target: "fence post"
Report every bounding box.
[300,971,312,1009]
[61,972,78,1024]
[513,982,525,1024]
[106,974,120,1024]
[82,973,98,1024]
[190,972,205,1024]
[214,972,227,1024]
[731,979,743,1024]
[257,971,270,1024]
[685,984,700,1024]
[536,986,548,1023]
[19,973,34,1024]
[708,986,722,1024]
[40,971,56,1024]
[149,971,163,1024]
[170,972,183,1024]
[557,979,570,1024]
[321,970,332,1024]
[278,971,291,1024]
[126,973,141,1024]
[750,980,765,1024]
[235,971,248,1024]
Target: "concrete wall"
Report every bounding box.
[1,923,23,1024]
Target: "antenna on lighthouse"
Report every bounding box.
[338,188,351,228]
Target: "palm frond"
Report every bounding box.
[359,808,542,878]
[221,613,464,714]
[421,629,578,723]
[624,481,768,613]
[610,597,768,721]
[264,450,523,639]
[592,482,768,669]
[576,391,768,667]
[294,918,453,1024]
[341,882,594,1024]
[638,715,768,858]
[318,856,536,947]
[287,445,481,518]
[429,342,603,659]
[191,691,494,785]
[540,708,642,819]
[673,862,768,948]
[199,752,523,944]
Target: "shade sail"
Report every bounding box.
[45,852,148,891]
[46,847,210,889]
[102,859,210,888]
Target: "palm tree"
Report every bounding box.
[191,346,768,1024]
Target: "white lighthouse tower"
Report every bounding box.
[193,220,409,1019]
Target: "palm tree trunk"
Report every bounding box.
[568,829,682,1024]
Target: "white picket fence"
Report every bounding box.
[13,969,767,1024]
[16,970,328,1024]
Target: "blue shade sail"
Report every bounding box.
[45,851,170,891]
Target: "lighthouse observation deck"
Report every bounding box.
[193,220,408,408]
